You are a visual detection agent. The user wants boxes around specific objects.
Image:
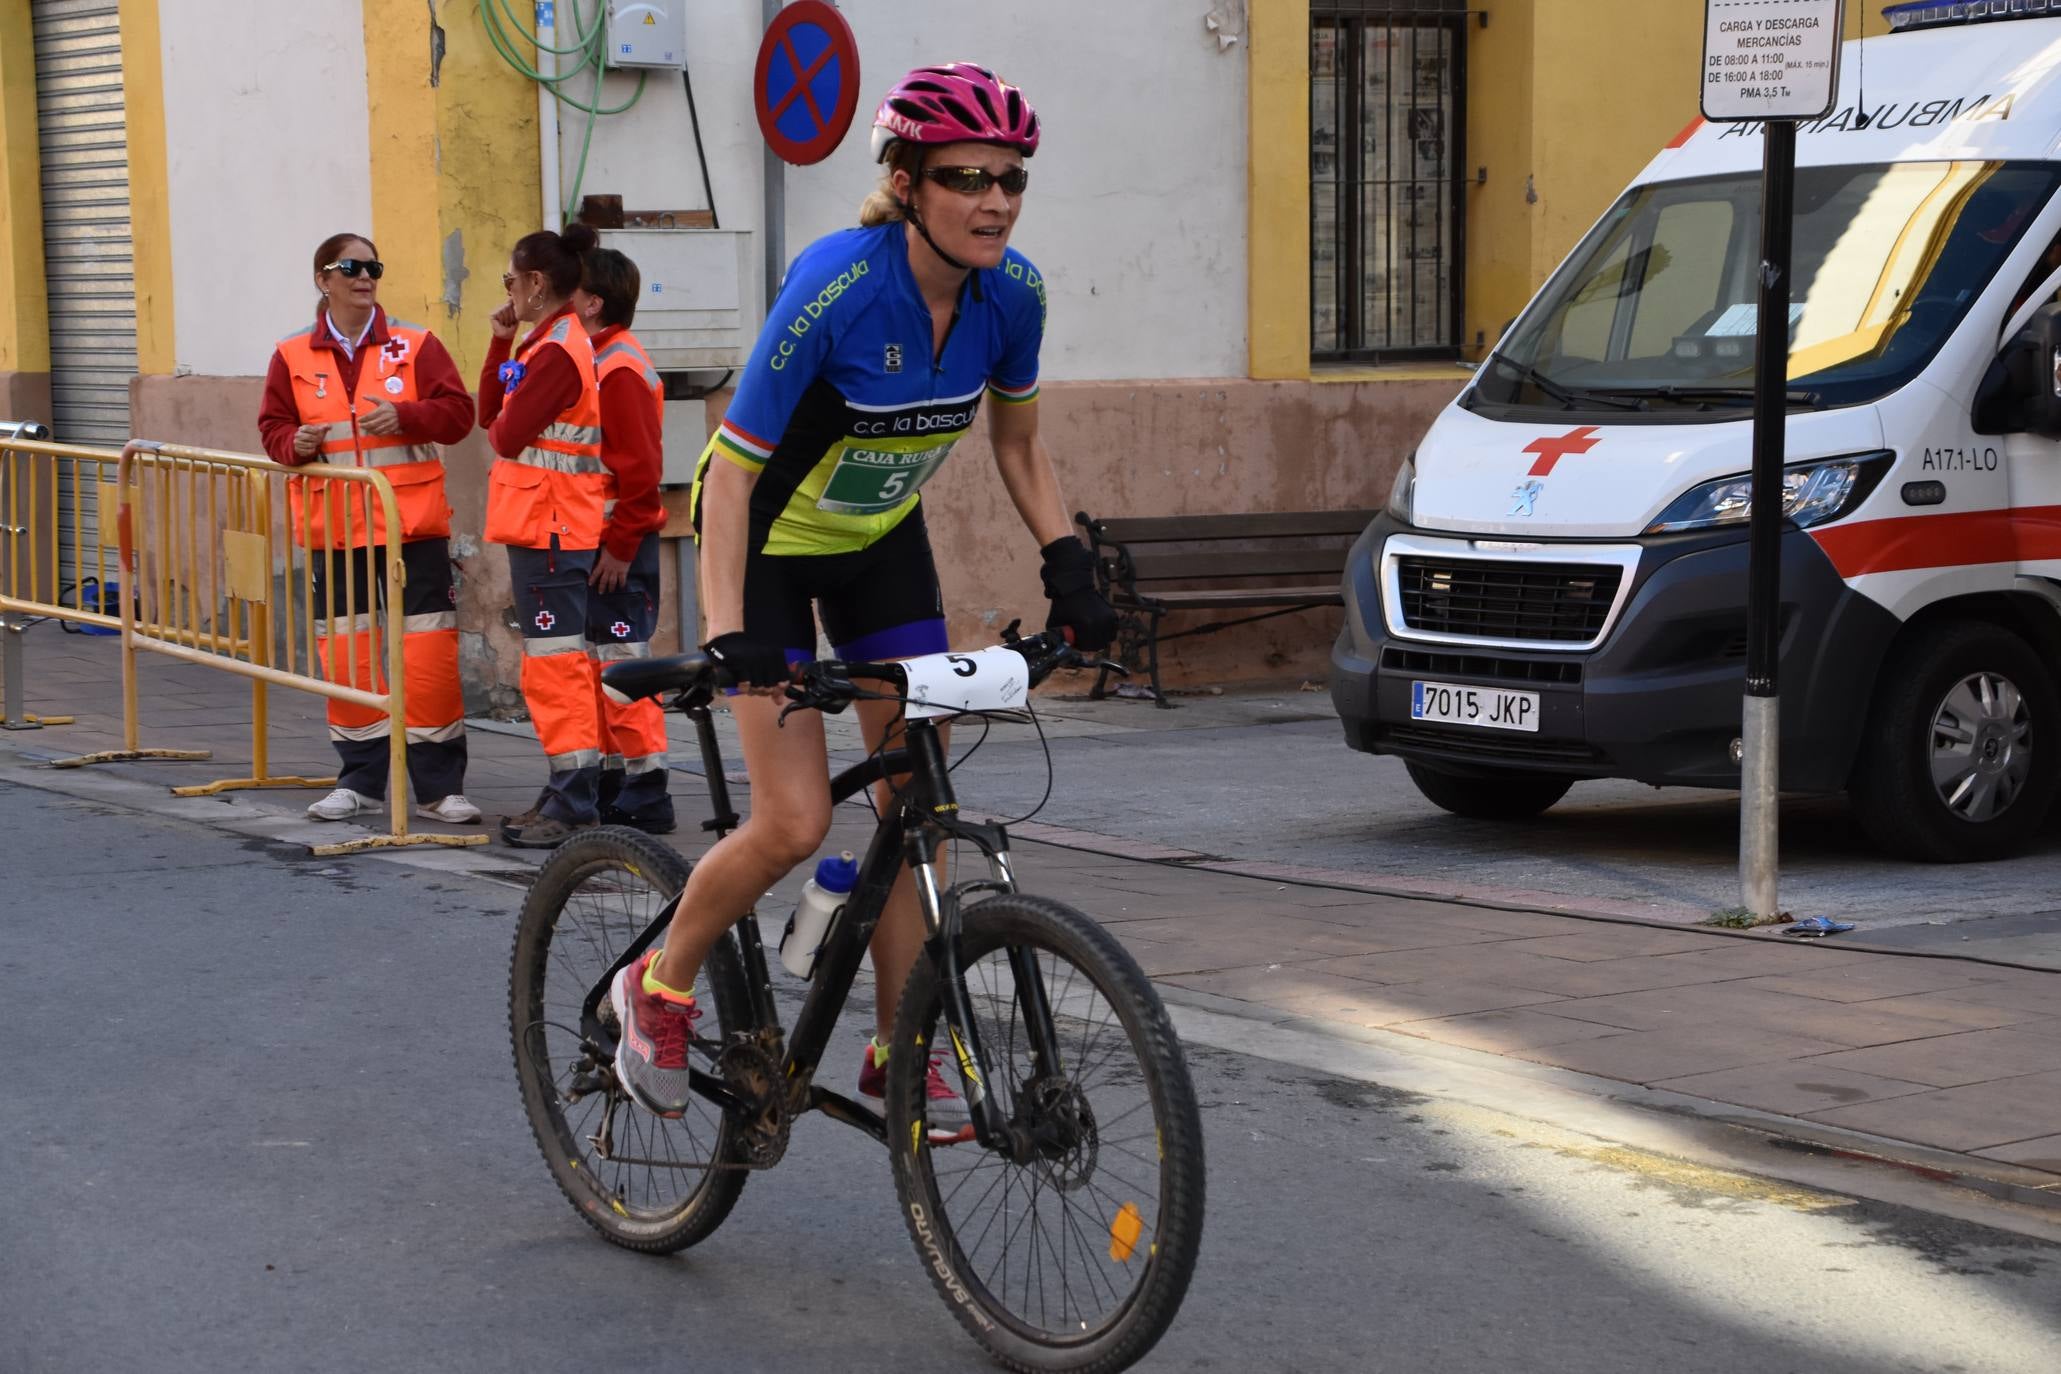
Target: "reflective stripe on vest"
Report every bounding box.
[513,317,604,473]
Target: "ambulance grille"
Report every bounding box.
[1395,558,1622,644]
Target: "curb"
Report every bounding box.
[1007,819,2061,976]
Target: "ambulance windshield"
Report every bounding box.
[1472,160,2061,415]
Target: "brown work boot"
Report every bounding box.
[502,814,596,849]
[498,790,551,844]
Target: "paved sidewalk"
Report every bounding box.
[4,631,2059,1191]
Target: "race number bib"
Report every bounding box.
[899,646,1029,720]
[815,441,955,515]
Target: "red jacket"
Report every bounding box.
[588,323,666,561]
[478,309,583,456]
[258,306,473,466]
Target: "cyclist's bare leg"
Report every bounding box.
[852,696,949,1041]
[648,693,832,993]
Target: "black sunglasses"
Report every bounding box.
[321,258,384,280]
[921,165,1029,196]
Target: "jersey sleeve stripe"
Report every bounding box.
[714,420,773,466]
[987,378,1039,404]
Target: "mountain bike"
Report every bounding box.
[508,626,1205,1373]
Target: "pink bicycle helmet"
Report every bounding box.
[870,63,1040,162]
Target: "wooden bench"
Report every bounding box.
[1073,508,1379,707]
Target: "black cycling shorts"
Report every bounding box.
[742,505,948,665]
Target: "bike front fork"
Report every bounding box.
[909,836,1067,1159]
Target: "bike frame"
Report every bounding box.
[577,686,1065,1158]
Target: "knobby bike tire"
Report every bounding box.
[886,894,1206,1374]
[509,826,754,1253]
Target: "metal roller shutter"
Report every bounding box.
[33,0,135,586]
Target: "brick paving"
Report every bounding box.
[4,630,2059,1184]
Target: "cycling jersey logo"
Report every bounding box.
[884,343,903,374]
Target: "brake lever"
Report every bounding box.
[1087,657,1130,678]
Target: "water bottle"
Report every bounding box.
[779,851,859,980]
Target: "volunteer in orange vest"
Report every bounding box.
[477,223,610,848]
[257,231,480,826]
[572,245,673,833]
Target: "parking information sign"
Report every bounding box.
[1702,0,1844,121]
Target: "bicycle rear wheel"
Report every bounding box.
[886,894,1206,1373]
[509,827,752,1253]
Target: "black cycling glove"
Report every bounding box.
[1039,537,1119,652]
[702,632,791,689]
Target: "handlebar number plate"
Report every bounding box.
[899,647,1029,720]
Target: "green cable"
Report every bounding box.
[479,0,649,217]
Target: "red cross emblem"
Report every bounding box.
[381,337,410,363]
[611,621,632,639]
[534,610,556,631]
[1522,425,1602,477]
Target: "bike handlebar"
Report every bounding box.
[597,625,1118,710]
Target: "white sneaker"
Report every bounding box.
[307,787,383,821]
[416,794,482,824]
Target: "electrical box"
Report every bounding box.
[598,228,754,371]
[604,1,687,70]
[660,398,708,487]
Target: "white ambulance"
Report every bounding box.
[1331,4,2061,862]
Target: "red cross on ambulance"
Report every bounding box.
[1522,426,1602,477]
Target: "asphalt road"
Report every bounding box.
[5,784,2058,1373]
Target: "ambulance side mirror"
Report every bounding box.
[1975,304,2061,440]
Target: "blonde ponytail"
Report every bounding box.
[857,143,926,225]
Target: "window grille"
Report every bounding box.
[1311,2,1469,361]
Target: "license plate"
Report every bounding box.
[1410,680,1541,733]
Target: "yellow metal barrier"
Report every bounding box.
[54,439,487,857]
[0,423,144,733]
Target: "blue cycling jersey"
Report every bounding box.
[693,221,1045,556]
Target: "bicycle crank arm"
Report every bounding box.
[808,1086,888,1146]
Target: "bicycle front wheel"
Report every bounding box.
[509,826,753,1253]
[887,894,1206,1373]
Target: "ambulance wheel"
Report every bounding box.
[1405,761,1573,820]
[1849,622,2061,863]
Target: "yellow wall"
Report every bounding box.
[119,0,175,377]
[0,0,49,374]
[1253,0,1883,374]
[1249,0,1311,380]
[361,0,540,381]
[1462,0,1537,358]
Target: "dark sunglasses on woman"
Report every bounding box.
[321,258,384,280]
[921,165,1030,196]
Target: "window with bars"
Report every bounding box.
[1311,2,1468,362]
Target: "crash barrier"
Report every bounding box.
[0,421,122,730]
[49,438,487,857]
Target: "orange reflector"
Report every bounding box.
[1108,1202,1143,1263]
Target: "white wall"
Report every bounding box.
[159,1,373,377]
[559,0,1250,381]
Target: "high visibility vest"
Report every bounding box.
[484,315,607,550]
[592,327,663,515]
[275,317,453,549]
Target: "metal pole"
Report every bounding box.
[674,531,699,652]
[539,0,562,231]
[1740,117,1797,920]
[762,0,786,318]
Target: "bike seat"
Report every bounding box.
[600,652,719,702]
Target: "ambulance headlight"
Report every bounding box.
[1644,452,1891,534]
[1387,454,1416,524]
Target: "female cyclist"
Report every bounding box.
[477,222,612,849]
[257,231,479,826]
[610,65,1116,1134]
